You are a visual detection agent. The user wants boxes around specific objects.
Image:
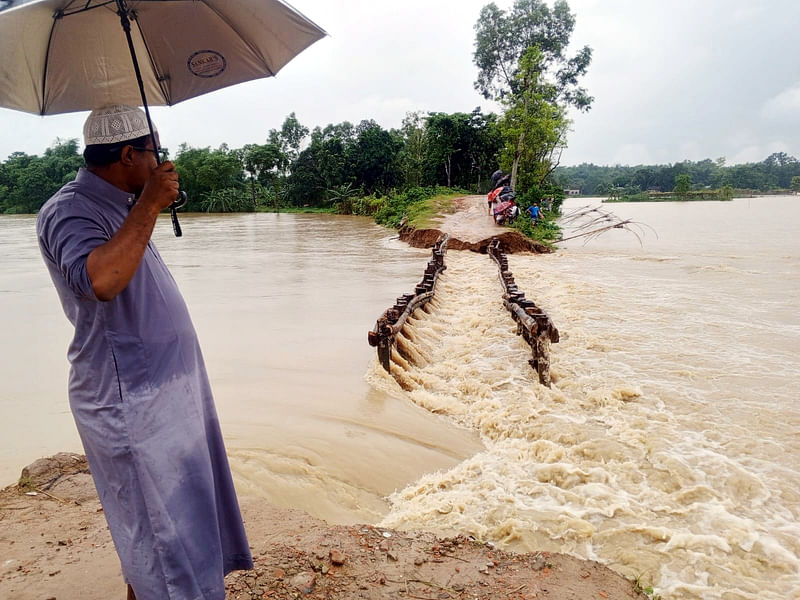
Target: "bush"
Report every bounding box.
[517,182,566,214]
[200,188,254,212]
[510,211,560,245]
[334,190,387,216]
[373,186,438,227]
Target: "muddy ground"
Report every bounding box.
[400,196,551,254]
[0,454,648,600]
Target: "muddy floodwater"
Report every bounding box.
[1,195,798,599]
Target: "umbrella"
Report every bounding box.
[0,0,326,235]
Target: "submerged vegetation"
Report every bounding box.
[605,185,736,203]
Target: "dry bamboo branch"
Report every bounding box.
[557,204,656,245]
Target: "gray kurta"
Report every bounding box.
[37,168,253,600]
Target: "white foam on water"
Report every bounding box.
[367,249,800,600]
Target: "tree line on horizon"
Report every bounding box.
[555,153,800,196]
[0,109,504,215]
[3,123,798,215]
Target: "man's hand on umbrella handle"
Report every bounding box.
[140,162,180,213]
[87,162,180,300]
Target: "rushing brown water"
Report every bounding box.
[1,197,797,599]
[0,213,483,524]
[372,196,800,600]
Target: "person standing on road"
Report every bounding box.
[36,105,253,600]
[527,202,541,224]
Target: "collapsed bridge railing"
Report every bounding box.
[488,238,559,386]
[368,235,449,372]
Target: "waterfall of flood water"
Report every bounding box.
[369,197,800,600]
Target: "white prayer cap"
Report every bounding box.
[83,105,154,146]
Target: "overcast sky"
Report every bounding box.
[1,0,798,166]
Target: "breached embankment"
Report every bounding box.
[399,225,551,254]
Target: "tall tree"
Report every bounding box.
[474,0,592,189]
[423,110,500,190]
[398,112,428,188]
[346,120,403,194]
[267,112,309,176]
[288,122,353,206]
[474,0,592,108]
[673,173,692,196]
[498,47,569,188]
[425,112,463,188]
[241,143,283,208]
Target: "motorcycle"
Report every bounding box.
[493,191,519,226]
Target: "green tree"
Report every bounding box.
[288,122,353,206]
[173,144,246,210]
[241,143,282,207]
[462,108,503,192]
[498,47,569,190]
[556,154,800,196]
[791,176,800,193]
[346,120,403,194]
[267,112,309,176]
[473,0,592,190]
[0,139,83,214]
[423,110,501,190]
[398,112,428,188]
[425,112,463,188]
[474,0,593,108]
[673,173,692,197]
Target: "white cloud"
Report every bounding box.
[677,141,704,162]
[611,143,654,167]
[730,140,791,165]
[761,84,800,120]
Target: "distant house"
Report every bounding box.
[564,188,581,196]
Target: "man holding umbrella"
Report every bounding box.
[2,1,326,597]
[37,105,253,600]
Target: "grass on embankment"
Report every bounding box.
[373,187,467,229]
[508,211,561,247]
[373,186,562,246]
[255,185,561,247]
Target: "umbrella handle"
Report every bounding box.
[116,0,186,238]
[169,191,188,237]
[171,190,188,211]
[170,207,182,238]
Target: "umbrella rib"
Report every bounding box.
[39,12,61,115]
[199,0,275,77]
[59,0,117,18]
[132,14,171,105]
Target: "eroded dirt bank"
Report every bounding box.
[399,226,550,254]
[0,454,647,600]
[400,195,551,254]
